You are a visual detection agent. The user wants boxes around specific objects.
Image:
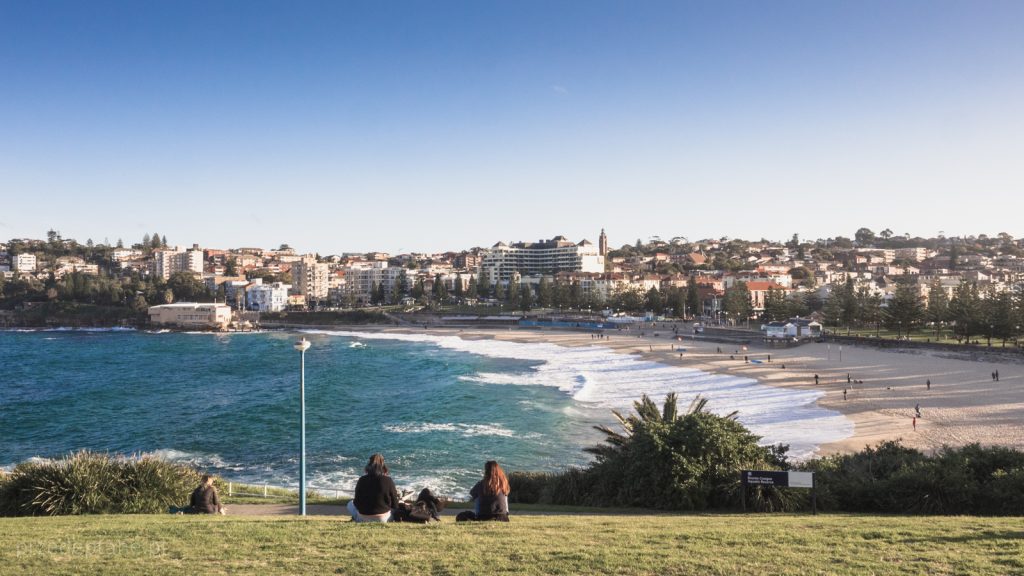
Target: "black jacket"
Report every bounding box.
[353,473,400,515]
[190,485,220,514]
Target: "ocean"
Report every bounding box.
[0,329,851,499]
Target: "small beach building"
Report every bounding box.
[148,303,232,330]
[765,321,791,339]
[764,318,822,340]
[787,318,822,339]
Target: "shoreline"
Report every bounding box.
[6,323,1022,457]
[359,324,1024,457]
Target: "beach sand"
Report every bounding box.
[373,325,1024,457]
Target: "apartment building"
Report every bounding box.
[291,255,330,301]
[13,253,37,272]
[479,235,604,285]
[246,281,291,312]
[153,245,203,279]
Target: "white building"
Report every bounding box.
[479,236,604,285]
[247,281,291,312]
[14,253,37,272]
[112,248,143,262]
[154,245,204,280]
[148,303,232,330]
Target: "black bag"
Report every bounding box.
[396,488,444,523]
[406,500,435,523]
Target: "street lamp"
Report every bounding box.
[293,337,311,516]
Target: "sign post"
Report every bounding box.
[741,470,816,514]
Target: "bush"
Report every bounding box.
[0,451,204,516]
[803,442,1024,515]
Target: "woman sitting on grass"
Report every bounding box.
[347,453,401,523]
[190,474,225,515]
[458,460,510,522]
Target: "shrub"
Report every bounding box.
[0,451,204,516]
[803,442,1024,515]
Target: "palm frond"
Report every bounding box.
[662,392,678,422]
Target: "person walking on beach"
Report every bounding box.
[847,373,851,384]
[843,388,847,401]
[912,416,917,431]
[995,370,1000,381]
[915,403,921,418]
[814,374,819,385]
[926,379,931,390]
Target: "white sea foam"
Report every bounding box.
[301,329,854,459]
[304,468,474,500]
[146,449,250,472]
[383,422,528,438]
[1,327,137,333]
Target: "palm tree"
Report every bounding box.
[586,394,736,460]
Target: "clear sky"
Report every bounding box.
[2,0,1022,254]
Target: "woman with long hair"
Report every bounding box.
[461,460,510,522]
[347,453,401,522]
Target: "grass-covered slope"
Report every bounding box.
[1,513,1021,575]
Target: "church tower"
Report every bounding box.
[598,228,608,257]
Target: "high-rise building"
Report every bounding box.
[291,255,330,301]
[153,245,204,279]
[479,235,604,284]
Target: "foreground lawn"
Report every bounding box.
[1,513,1021,575]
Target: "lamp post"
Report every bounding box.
[294,337,311,516]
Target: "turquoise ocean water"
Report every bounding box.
[0,330,607,498]
[0,329,852,498]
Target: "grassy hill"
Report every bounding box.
[1,513,1021,575]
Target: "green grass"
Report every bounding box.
[1,513,1020,575]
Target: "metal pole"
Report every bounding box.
[299,345,306,516]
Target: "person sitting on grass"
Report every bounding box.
[457,460,510,522]
[347,453,401,523]
[190,474,225,515]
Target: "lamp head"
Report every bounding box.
[294,338,311,352]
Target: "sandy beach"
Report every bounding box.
[371,325,1024,457]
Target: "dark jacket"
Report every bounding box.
[470,481,509,520]
[353,473,400,515]
[190,484,221,514]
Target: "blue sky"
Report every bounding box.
[2,1,1022,254]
